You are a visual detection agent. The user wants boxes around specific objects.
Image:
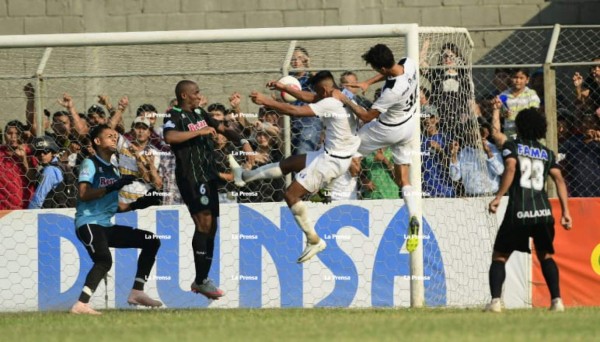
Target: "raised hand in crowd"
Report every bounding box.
[97,94,114,114]
[58,93,89,136]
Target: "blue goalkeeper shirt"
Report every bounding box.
[74,155,120,228]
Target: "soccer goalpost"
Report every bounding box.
[0,25,507,311]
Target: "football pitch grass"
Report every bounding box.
[1,307,598,342]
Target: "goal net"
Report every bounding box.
[0,25,509,311]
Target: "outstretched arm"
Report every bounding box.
[333,89,379,123]
[267,80,317,103]
[250,91,316,117]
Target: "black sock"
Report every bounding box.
[541,258,561,299]
[207,235,215,261]
[489,260,506,299]
[78,258,111,303]
[133,278,145,291]
[192,231,211,284]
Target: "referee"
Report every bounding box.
[163,80,253,299]
[71,124,163,315]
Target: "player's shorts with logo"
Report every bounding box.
[177,179,220,217]
[493,218,556,254]
[357,115,416,165]
[296,149,352,194]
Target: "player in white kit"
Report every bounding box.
[229,70,360,263]
[338,44,421,252]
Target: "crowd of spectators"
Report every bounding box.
[2,51,599,210]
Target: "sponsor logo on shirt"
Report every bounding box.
[516,209,551,219]
[187,120,208,131]
[517,144,548,160]
[502,149,512,157]
[164,120,176,129]
[99,177,117,187]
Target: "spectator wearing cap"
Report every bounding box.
[123,104,165,150]
[420,110,455,197]
[87,104,107,126]
[28,136,75,209]
[117,116,163,204]
[237,129,284,203]
[0,120,38,209]
[449,117,504,196]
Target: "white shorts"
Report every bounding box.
[295,149,352,194]
[327,171,358,201]
[357,115,417,165]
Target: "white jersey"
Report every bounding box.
[308,97,360,157]
[372,57,418,125]
[116,135,162,203]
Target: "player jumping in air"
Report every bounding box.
[163,80,253,300]
[71,124,163,315]
[486,108,572,313]
[229,70,361,263]
[336,44,421,252]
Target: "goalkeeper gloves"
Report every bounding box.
[130,190,162,211]
[106,175,137,193]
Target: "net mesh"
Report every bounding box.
[0,29,501,310]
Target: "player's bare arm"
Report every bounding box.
[250,91,315,117]
[347,73,385,94]
[267,80,317,103]
[163,126,216,145]
[488,157,517,213]
[549,168,573,230]
[337,91,380,123]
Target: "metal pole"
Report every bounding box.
[0,24,419,48]
[35,48,53,137]
[282,41,297,187]
[408,24,424,308]
[544,24,560,198]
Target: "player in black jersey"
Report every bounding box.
[163,80,254,299]
[486,108,572,313]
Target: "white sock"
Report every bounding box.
[243,163,283,183]
[290,201,319,244]
[402,185,418,218]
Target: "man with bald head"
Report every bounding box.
[163,80,253,300]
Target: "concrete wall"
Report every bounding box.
[0,0,598,35]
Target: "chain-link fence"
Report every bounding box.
[470,25,600,197]
[1,25,598,212]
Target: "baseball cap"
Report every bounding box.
[33,135,60,153]
[87,104,106,117]
[132,116,151,127]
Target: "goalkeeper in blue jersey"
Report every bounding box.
[70,124,163,315]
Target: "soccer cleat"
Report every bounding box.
[484,298,502,313]
[191,278,224,300]
[127,289,163,307]
[550,298,565,312]
[406,216,420,253]
[297,239,327,263]
[70,301,102,315]
[228,155,246,187]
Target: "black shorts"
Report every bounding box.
[178,179,220,217]
[493,218,555,254]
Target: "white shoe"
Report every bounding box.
[550,298,565,312]
[484,298,502,313]
[70,301,102,315]
[228,154,246,187]
[127,289,163,307]
[297,239,327,263]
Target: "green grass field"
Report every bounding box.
[1,307,598,342]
